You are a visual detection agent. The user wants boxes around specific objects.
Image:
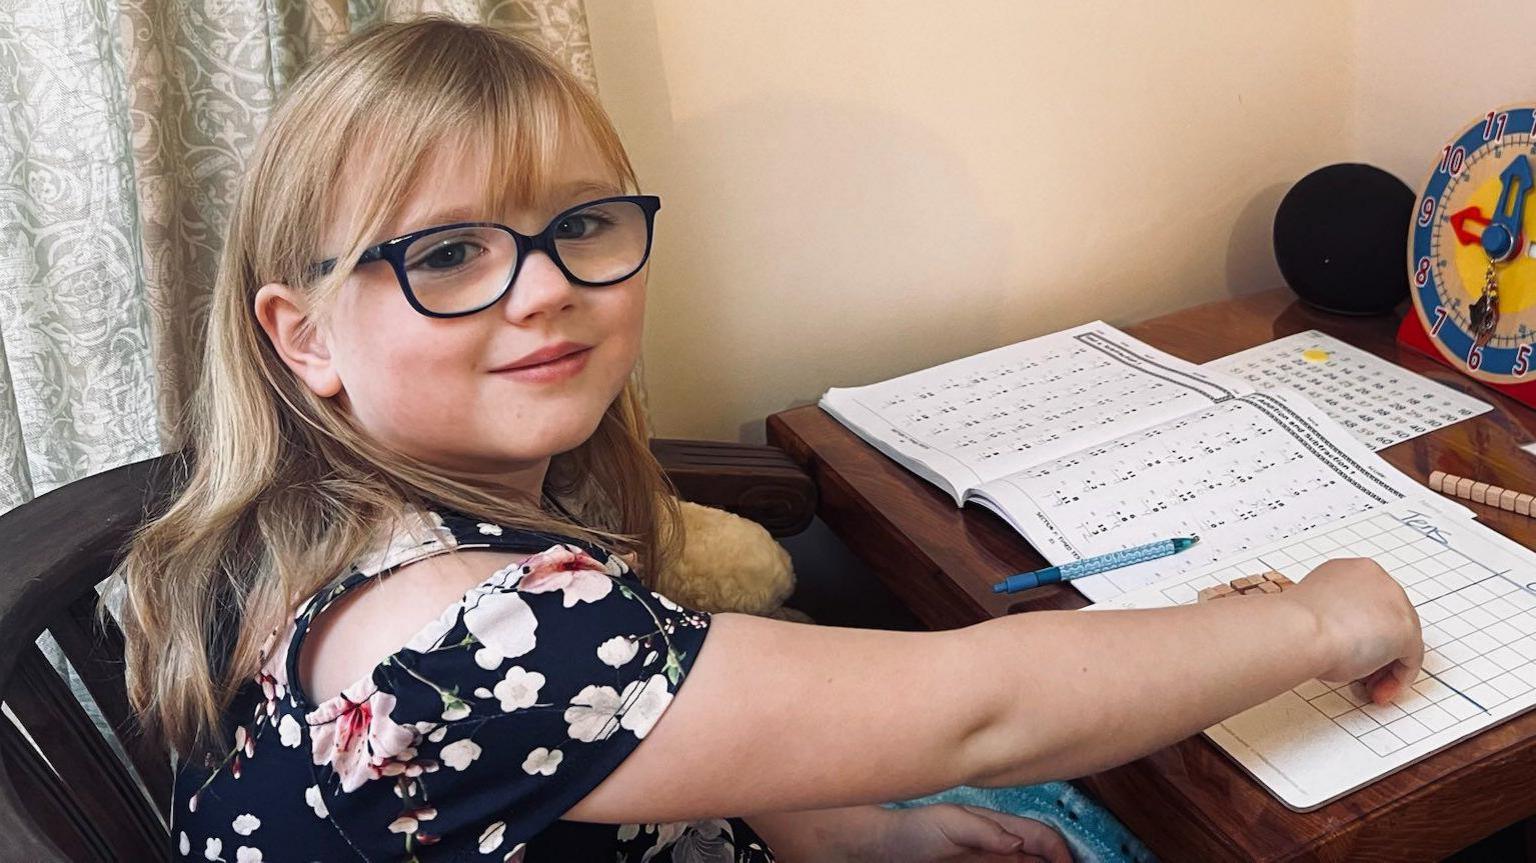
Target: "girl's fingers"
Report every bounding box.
[957,805,1073,863]
[941,805,1025,854]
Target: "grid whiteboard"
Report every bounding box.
[1094,500,1536,810]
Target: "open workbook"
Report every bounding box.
[819,323,1471,601]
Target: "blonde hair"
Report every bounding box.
[116,17,680,758]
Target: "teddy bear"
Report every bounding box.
[654,499,809,622]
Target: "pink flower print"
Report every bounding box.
[517,546,614,607]
[305,681,419,792]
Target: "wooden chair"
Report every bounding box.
[0,441,814,861]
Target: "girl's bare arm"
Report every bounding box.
[565,558,1420,823]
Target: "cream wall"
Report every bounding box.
[1354,1,1536,191]
[587,1,1357,441]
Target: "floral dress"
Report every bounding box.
[171,508,775,862]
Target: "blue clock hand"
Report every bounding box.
[1482,155,1533,262]
[1470,155,1532,350]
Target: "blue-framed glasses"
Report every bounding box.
[312,195,660,318]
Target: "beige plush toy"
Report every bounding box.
[654,500,809,622]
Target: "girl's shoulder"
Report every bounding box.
[273,506,634,705]
[217,508,717,858]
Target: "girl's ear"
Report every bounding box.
[254,283,343,398]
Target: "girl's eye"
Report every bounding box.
[554,213,614,241]
[408,239,483,270]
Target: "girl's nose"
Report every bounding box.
[501,251,578,323]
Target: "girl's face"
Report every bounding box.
[256,128,646,494]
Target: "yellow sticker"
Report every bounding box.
[1302,348,1330,363]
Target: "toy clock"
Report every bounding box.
[1400,104,1536,408]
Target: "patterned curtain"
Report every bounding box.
[0,0,595,512]
[2,0,596,788]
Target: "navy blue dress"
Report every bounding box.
[171,507,774,861]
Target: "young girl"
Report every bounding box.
[117,17,1423,863]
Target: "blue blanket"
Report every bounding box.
[887,782,1155,863]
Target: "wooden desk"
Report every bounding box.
[766,288,1536,862]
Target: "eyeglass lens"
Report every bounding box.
[401,199,650,314]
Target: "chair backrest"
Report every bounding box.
[0,455,180,862]
[0,440,812,861]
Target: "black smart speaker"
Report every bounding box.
[1272,163,1416,315]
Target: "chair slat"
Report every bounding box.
[7,645,166,861]
[1,706,115,862]
[50,593,173,815]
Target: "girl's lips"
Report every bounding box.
[492,346,592,383]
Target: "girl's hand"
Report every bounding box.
[1288,557,1424,704]
[870,803,1072,862]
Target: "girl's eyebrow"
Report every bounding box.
[379,181,626,243]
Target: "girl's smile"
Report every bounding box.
[491,341,593,384]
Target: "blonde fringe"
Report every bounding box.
[112,17,680,759]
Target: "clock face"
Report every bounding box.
[1410,105,1536,383]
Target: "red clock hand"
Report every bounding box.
[1450,206,1491,246]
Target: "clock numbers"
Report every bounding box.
[1438,145,1466,175]
[1483,111,1509,140]
[1417,198,1436,227]
[1412,106,1536,383]
[1431,305,1449,336]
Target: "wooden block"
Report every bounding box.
[1520,494,1534,516]
[1471,482,1489,503]
[1456,477,1476,499]
[1198,584,1236,603]
[1429,470,1447,492]
[1268,572,1295,588]
[1232,575,1263,589]
[1257,581,1281,593]
[1501,489,1520,511]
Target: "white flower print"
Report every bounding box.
[236,848,263,863]
[402,576,540,656]
[564,684,624,742]
[597,635,639,668]
[655,593,684,612]
[479,820,506,853]
[619,675,674,739]
[505,843,527,862]
[231,813,260,835]
[521,746,562,776]
[461,591,539,658]
[304,785,328,819]
[474,647,504,670]
[616,823,641,841]
[441,738,482,771]
[203,837,222,861]
[493,666,545,713]
[442,699,472,721]
[477,522,503,535]
[277,714,301,748]
[178,831,190,854]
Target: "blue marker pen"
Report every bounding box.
[991,536,1199,594]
